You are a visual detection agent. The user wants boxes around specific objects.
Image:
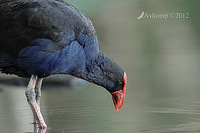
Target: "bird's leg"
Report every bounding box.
[25,75,47,129]
[34,124,47,133]
[35,78,43,109]
[26,75,38,124]
[33,78,43,124]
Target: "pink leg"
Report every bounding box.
[29,100,47,129]
[26,75,47,129]
[35,78,43,106]
[34,124,47,133]
[34,78,43,124]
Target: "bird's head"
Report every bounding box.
[81,52,127,111]
[71,51,127,112]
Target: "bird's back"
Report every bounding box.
[0,0,97,56]
[0,0,99,77]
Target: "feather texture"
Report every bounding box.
[0,0,125,93]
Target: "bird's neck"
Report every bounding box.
[72,52,115,89]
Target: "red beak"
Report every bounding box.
[111,72,127,111]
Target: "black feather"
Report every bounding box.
[0,0,125,92]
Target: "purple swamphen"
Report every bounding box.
[0,0,127,129]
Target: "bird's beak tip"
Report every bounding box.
[111,72,127,111]
[111,89,125,111]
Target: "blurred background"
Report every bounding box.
[0,0,200,133]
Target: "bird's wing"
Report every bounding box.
[0,0,97,56]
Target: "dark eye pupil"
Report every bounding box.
[118,83,122,86]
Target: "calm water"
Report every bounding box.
[1,0,200,133]
[1,81,200,133]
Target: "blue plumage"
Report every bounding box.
[0,0,126,94]
[0,0,127,128]
[0,0,125,91]
[17,36,87,77]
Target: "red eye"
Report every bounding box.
[118,83,122,86]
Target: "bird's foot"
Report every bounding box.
[29,100,47,129]
[39,124,48,129]
[31,115,47,129]
[32,121,39,125]
[34,124,47,133]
